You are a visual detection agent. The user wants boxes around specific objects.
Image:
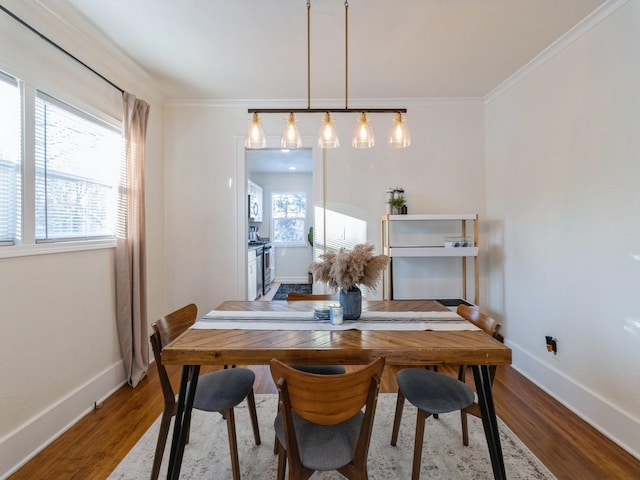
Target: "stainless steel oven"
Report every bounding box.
[262,243,274,295]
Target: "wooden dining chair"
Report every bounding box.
[149,304,261,480]
[286,291,337,301]
[270,357,385,480]
[284,291,345,375]
[273,291,347,453]
[456,304,503,446]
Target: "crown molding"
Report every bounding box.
[484,0,630,104]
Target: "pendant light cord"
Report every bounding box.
[248,0,405,116]
[307,0,311,110]
[345,1,349,110]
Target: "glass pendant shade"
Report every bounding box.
[244,113,266,148]
[318,112,340,149]
[388,112,411,148]
[281,113,302,149]
[352,112,375,149]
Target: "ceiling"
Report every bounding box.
[56,0,606,101]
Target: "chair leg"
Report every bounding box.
[411,409,429,480]
[461,409,469,446]
[390,391,406,446]
[273,433,279,454]
[246,388,261,445]
[276,440,287,480]
[150,410,173,480]
[224,408,241,480]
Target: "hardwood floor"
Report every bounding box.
[9,363,640,480]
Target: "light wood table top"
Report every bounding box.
[161,300,511,367]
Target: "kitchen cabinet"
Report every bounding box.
[247,248,257,300]
[380,214,479,303]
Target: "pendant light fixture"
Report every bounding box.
[244,112,266,149]
[388,112,411,148]
[245,1,409,150]
[318,112,340,148]
[352,112,375,148]
[281,112,302,148]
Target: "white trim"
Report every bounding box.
[509,340,640,460]
[0,361,126,479]
[0,239,116,259]
[485,0,630,104]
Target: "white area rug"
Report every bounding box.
[109,394,555,479]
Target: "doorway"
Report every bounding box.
[237,136,323,300]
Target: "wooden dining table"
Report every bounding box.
[161,299,512,480]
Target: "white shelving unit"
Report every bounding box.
[380,214,479,303]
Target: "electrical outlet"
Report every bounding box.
[545,336,558,355]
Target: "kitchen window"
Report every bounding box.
[272,192,307,246]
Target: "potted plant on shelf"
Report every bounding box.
[308,243,389,319]
[387,195,406,214]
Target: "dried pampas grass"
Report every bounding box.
[309,243,389,292]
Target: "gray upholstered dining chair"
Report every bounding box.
[390,368,475,480]
[270,357,385,480]
[149,303,261,480]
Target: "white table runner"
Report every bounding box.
[192,310,480,331]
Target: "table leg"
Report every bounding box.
[167,365,200,480]
[472,365,506,480]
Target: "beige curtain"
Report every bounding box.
[115,92,150,387]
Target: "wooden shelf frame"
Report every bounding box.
[380,213,479,303]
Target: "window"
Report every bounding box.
[0,72,22,245]
[34,92,122,242]
[0,68,123,255]
[272,192,307,245]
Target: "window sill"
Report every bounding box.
[0,239,116,259]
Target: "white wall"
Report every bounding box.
[4,0,638,476]
[0,1,166,476]
[485,0,640,458]
[164,102,487,308]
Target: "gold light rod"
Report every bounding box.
[248,108,406,113]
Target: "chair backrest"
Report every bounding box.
[286,292,337,301]
[270,357,384,425]
[150,304,198,404]
[457,304,503,342]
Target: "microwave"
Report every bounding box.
[248,194,261,221]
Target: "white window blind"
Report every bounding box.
[34,91,122,243]
[0,72,22,245]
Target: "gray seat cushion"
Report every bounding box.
[397,368,474,414]
[291,365,346,375]
[274,410,363,471]
[192,367,255,412]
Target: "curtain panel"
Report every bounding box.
[116,92,150,387]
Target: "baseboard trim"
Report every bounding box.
[0,361,127,479]
[508,340,639,460]
[274,276,309,284]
